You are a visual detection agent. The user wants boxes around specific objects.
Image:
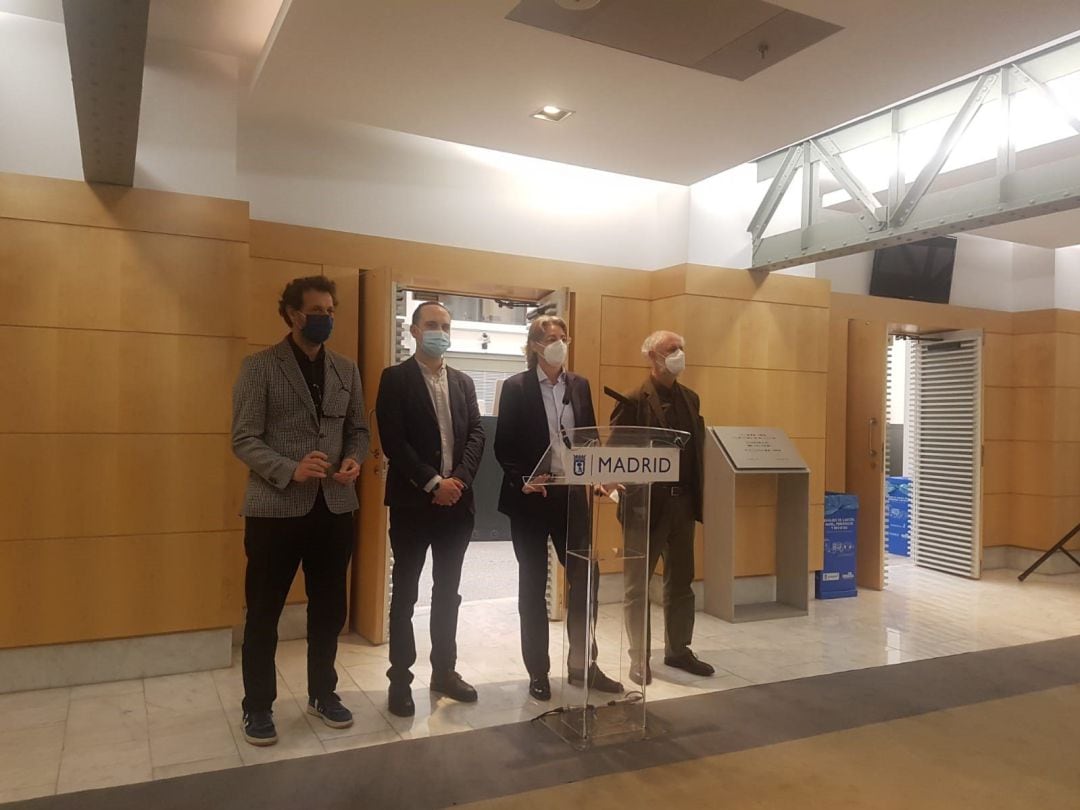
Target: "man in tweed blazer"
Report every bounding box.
[232,275,369,746]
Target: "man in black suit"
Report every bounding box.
[610,330,714,686]
[375,301,485,717]
[495,315,623,700]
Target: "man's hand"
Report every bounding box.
[594,483,626,500]
[293,451,331,482]
[432,477,464,506]
[333,457,361,485]
[522,474,551,498]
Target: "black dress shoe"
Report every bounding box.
[629,663,652,686]
[528,675,551,701]
[567,665,624,694]
[430,670,478,703]
[664,650,715,677]
[388,684,415,717]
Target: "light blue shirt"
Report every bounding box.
[537,366,576,475]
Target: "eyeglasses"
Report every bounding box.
[538,336,572,346]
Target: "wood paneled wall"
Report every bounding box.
[828,293,1079,557]
[600,265,831,578]
[0,173,250,649]
[988,311,1080,551]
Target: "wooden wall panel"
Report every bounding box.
[0,435,240,542]
[250,220,653,300]
[323,265,361,364]
[825,314,849,493]
[830,292,1012,333]
[1011,334,1057,388]
[247,257,320,347]
[982,332,1013,388]
[1055,332,1080,387]
[0,219,247,337]
[983,387,1014,442]
[600,297,652,367]
[682,366,827,440]
[1054,388,1080,442]
[0,172,249,242]
[982,493,1012,548]
[1011,388,1057,442]
[682,264,831,308]
[0,327,241,435]
[982,441,1012,495]
[677,296,829,372]
[0,531,243,648]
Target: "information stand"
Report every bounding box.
[703,426,810,623]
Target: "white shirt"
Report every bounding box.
[419,359,454,490]
[537,365,576,476]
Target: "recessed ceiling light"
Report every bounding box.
[532,105,574,123]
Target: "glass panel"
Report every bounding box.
[532,426,688,748]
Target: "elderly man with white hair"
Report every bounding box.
[609,330,714,685]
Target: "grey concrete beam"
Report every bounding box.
[62,0,150,186]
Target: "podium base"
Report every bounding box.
[539,698,647,750]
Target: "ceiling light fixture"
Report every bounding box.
[532,105,573,123]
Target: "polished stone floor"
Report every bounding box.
[3,559,1080,804]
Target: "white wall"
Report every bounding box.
[238,114,691,271]
[135,40,242,200]
[949,235,1016,310]
[0,13,81,181]
[687,163,758,269]
[1055,246,1080,311]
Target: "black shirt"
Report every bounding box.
[656,381,698,489]
[289,335,325,415]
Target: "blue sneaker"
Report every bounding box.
[242,710,278,746]
[308,692,354,729]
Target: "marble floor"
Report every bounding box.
[3,562,1080,804]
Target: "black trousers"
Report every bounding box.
[510,487,598,678]
[387,502,473,686]
[624,491,696,664]
[241,491,354,713]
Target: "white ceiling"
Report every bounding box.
[245,0,1080,184]
[0,0,284,58]
[972,209,1080,249]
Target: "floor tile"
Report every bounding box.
[57,739,152,794]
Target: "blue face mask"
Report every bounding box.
[300,313,334,345]
[421,330,451,357]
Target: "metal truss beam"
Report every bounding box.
[747,35,1080,270]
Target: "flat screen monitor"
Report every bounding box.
[869,236,956,304]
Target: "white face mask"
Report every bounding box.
[540,340,568,367]
[663,349,686,375]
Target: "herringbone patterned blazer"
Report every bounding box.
[232,338,370,517]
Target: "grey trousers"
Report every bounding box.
[624,492,696,664]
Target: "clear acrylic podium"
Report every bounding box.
[525,425,689,749]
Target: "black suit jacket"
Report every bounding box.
[375,356,485,512]
[609,378,706,523]
[494,369,597,518]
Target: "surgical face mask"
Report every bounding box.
[663,349,686,376]
[539,339,568,367]
[300,313,334,344]
[421,330,451,357]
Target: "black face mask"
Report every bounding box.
[300,313,334,344]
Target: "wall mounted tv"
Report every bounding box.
[869,236,957,304]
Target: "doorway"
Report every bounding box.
[885,330,984,582]
[355,268,572,644]
[400,288,533,608]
